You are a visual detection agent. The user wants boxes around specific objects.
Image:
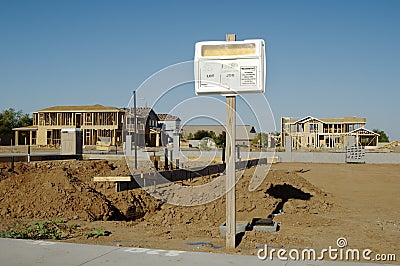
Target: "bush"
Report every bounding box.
[84,228,111,238]
[0,220,65,240]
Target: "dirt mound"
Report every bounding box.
[107,190,163,221]
[0,160,163,222]
[0,160,332,224]
[140,167,333,244]
[379,141,400,151]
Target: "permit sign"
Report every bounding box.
[194,39,265,94]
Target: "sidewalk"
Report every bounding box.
[0,238,388,266]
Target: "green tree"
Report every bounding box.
[192,130,216,140]
[187,132,194,140]
[0,108,32,135]
[214,131,226,148]
[373,129,389,142]
[188,130,227,148]
[19,113,32,128]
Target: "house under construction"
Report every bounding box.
[124,107,160,147]
[13,104,162,147]
[281,116,379,150]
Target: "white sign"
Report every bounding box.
[194,39,265,94]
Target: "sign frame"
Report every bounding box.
[194,39,266,95]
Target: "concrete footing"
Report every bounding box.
[219,221,250,237]
[250,218,279,232]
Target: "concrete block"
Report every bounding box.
[219,221,250,237]
[250,218,278,232]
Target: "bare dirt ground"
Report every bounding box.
[0,160,399,262]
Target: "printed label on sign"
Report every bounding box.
[240,66,257,86]
[200,62,221,87]
[221,63,239,89]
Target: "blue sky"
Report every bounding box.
[0,0,399,140]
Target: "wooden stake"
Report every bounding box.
[225,33,237,249]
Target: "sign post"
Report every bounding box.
[194,34,265,249]
[133,90,138,170]
[225,33,237,250]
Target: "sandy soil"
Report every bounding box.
[0,160,399,262]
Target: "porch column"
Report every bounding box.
[14,131,19,146]
[29,131,33,145]
[156,133,160,147]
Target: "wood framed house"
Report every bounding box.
[123,107,160,147]
[14,104,123,146]
[13,105,161,147]
[281,116,379,150]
